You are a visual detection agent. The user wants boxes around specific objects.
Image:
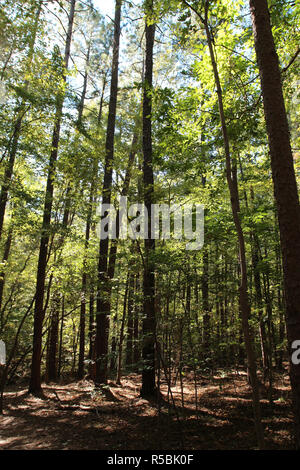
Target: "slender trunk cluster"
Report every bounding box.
[182,0,265,448]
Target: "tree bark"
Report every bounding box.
[133,274,141,367]
[95,0,122,385]
[140,0,156,398]
[29,0,76,395]
[249,0,300,448]
[77,60,93,379]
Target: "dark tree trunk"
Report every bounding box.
[29,0,76,395]
[250,0,300,448]
[110,334,117,372]
[95,0,122,385]
[140,0,156,398]
[125,274,134,367]
[77,42,91,128]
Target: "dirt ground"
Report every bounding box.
[0,369,295,450]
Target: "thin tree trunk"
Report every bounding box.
[77,42,91,128]
[202,247,210,356]
[46,291,60,382]
[29,0,76,395]
[77,55,93,379]
[78,275,87,379]
[45,183,72,382]
[97,71,108,127]
[107,132,138,280]
[57,295,65,380]
[133,274,141,367]
[116,274,129,384]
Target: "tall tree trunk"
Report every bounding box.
[184,0,264,448]
[77,56,93,380]
[29,0,76,395]
[93,131,137,379]
[78,203,91,379]
[140,0,156,398]
[250,0,300,448]
[87,68,107,377]
[95,0,122,385]
[125,274,134,366]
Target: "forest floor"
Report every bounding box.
[0,368,295,450]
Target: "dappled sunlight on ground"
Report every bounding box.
[0,369,294,450]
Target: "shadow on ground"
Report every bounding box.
[0,371,294,450]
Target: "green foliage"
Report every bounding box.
[0,0,297,381]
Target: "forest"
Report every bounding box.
[0,0,299,452]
